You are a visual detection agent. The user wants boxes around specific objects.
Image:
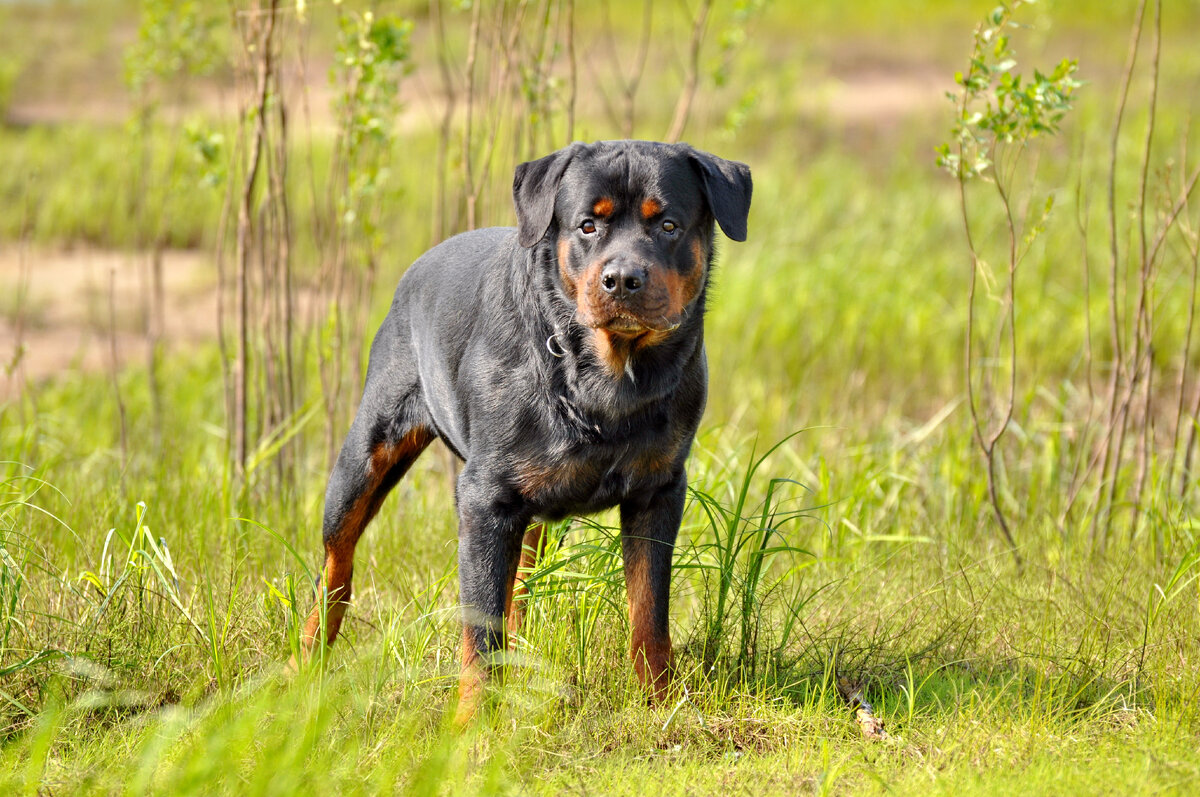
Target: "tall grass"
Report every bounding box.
[3,413,1197,792]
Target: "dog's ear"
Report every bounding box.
[686,148,753,242]
[513,143,584,248]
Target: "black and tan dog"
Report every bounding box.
[299,140,751,721]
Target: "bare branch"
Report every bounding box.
[666,0,712,143]
[233,0,280,479]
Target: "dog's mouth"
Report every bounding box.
[595,312,682,337]
[602,314,649,335]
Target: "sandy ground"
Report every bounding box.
[818,67,948,122]
[0,246,216,399]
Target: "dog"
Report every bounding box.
[299,140,752,722]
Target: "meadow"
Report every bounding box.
[1,0,1199,793]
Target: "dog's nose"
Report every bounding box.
[600,262,647,298]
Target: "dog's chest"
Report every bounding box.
[511,437,679,517]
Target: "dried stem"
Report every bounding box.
[1128,0,1162,537]
[4,193,33,415]
[1092,0,1148,548]
[565,0,577,142]
[1177,224,1200,497]
[1182,374,1200,499]
[462,0,482,230]
[431,0,459,243]
[1061,160,1097,524]
[233,0,279,479]
[214,113,239,477]
[107,267,128,461]
[666,0,712,143]
[1168,144,1200,490]
[624,0,654,138]
[956,144,1022,567]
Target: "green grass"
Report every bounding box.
[2,0,1200,793]
[3,409,1197,794]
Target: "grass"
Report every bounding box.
[2,0,1200,794]
[3,340,1198,793]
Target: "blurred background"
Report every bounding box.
[3,0,1197,539]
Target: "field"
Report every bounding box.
[2,0,1200,793]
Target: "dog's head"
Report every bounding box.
[513,141,752,346]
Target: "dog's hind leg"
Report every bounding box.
[299,404,434,658]
[505,521,548,639]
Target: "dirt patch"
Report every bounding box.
[1,246,216,398]
[818,66,951,123]
[5,60,442,136]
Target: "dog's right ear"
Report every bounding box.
[513,143,584,248]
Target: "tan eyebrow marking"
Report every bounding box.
[593,197,615,217]
[640,198,662,219]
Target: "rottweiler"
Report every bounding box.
[298,140,752,721]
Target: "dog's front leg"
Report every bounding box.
[454,469,529,725]
[620,473,685,702]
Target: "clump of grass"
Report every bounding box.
[682,432,821,684]
[0,463,70,735]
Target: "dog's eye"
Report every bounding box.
[580,220,597,235]
[661,220,678,233]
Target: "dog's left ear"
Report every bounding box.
[686,148,753,242]
[513,143,585,248]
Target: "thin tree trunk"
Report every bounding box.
[1092,0,1148,548]
[233,0,280,479]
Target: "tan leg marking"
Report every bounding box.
[454,625,487,726]
[299,427,435,658]
[624,539,673,701]
[506,522,547,639]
